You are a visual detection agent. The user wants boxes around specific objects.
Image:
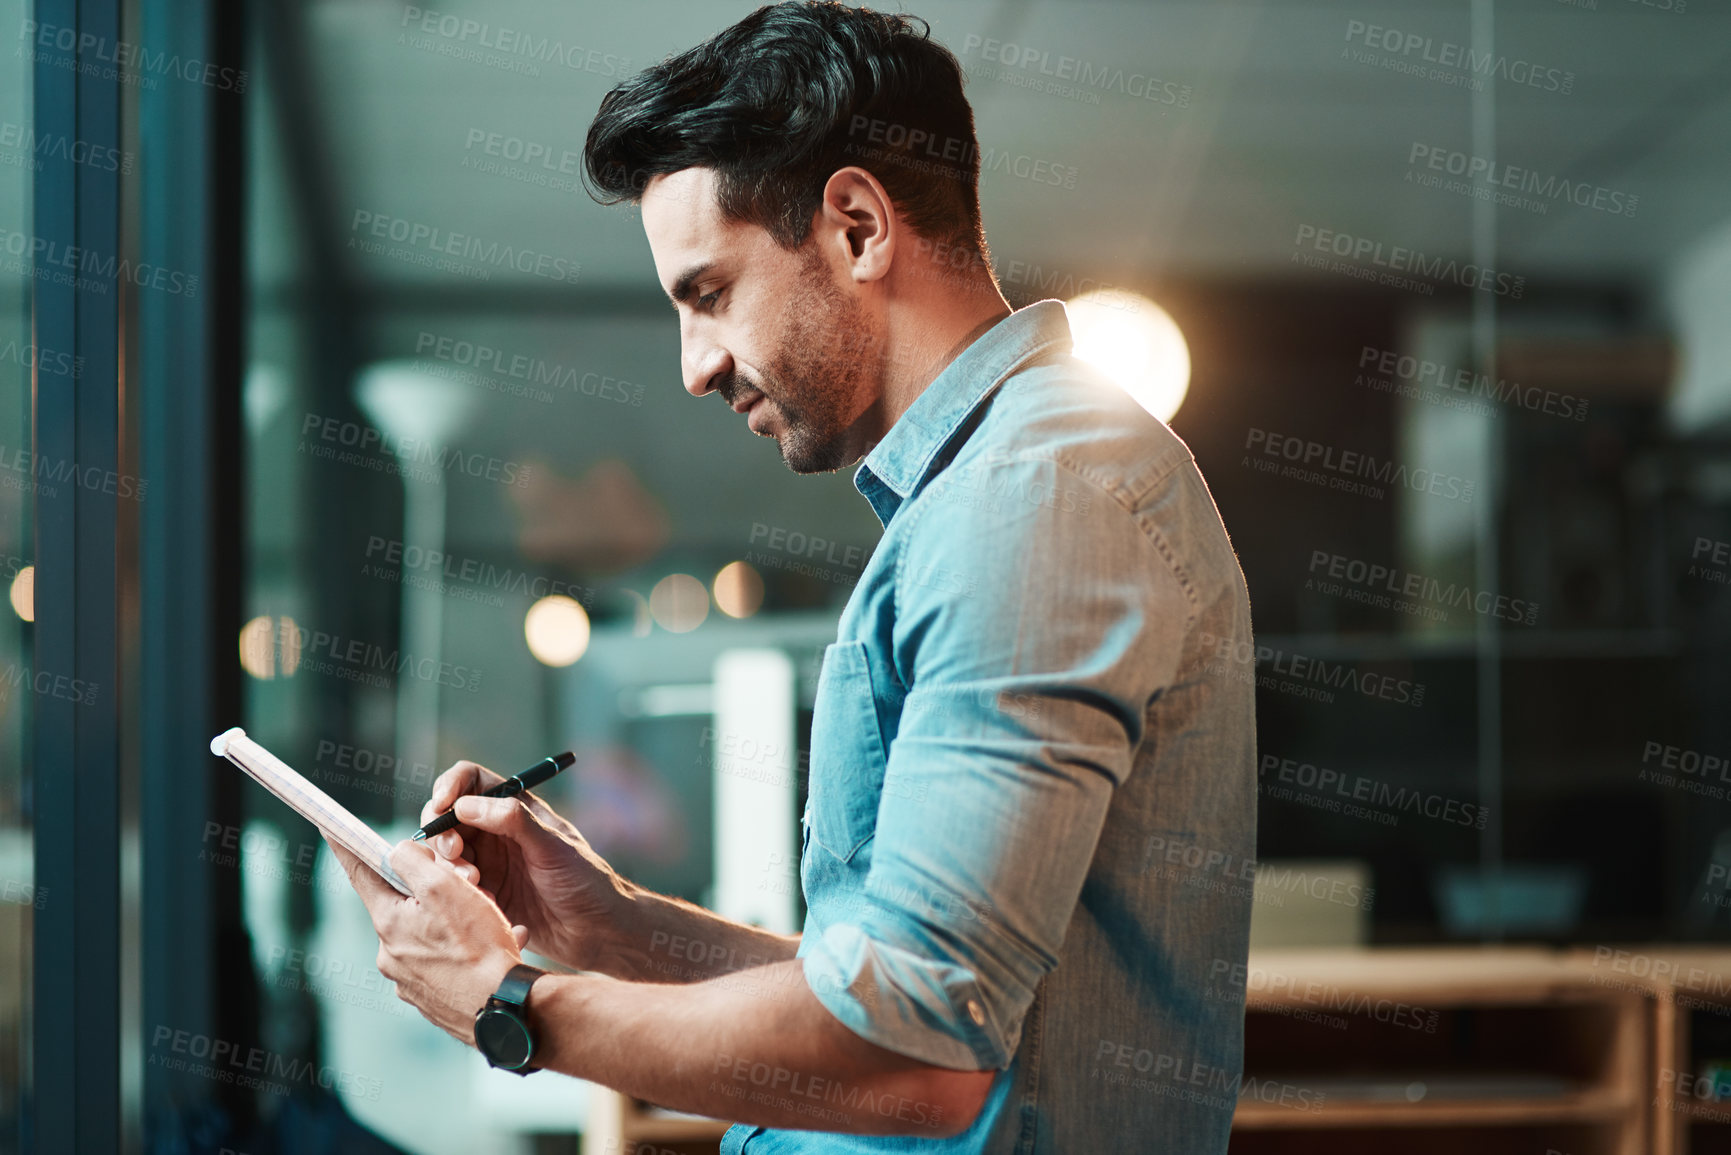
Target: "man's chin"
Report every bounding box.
[778,439,859,475]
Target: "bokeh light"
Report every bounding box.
[239,615,274,679]
[9,565,33,622]
[1065,289,1191,422]
[238,615,301,679]
[712,561,764,619]
[277,616,302,676]
[649,573,709,633]
[524,595,592,667]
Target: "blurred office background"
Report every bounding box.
[5,0,1731,1152]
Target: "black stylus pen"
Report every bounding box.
[411,751,576,842]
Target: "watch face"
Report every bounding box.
[475,1007,533,1069]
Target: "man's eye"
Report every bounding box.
[698,289,722,310]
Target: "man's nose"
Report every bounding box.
[682,335,730,398]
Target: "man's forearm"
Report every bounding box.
[528,960,986,1136]
[592,881,800,984]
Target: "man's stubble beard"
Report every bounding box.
[755,249,884,475]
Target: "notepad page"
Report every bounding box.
[209,727,412,896]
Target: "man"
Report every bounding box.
[328,3,1256,1151]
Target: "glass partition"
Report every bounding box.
[0,0,35,1144]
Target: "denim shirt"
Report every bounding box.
[721,301,1257,1154]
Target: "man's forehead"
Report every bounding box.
[643,168,716,222]
[641,169,724,272]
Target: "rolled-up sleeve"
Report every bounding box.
[801,453,1194,1069]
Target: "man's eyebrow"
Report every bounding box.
[668,262,715,308]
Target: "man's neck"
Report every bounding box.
[875,290,1013,436]
[934,309,1014,379]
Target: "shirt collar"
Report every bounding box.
[854,300,1073,526]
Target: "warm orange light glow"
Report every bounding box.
[525,595,592,667]
[8,565,33,622]
[239,614,301,679]
[712,561,764,619]
[239,616,277,680]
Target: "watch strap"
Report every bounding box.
[491,963,545,1008]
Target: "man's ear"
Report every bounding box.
[816,166,895,284]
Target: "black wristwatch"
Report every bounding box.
[474,963,546,1075]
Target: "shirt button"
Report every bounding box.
[967,1000,986,1026]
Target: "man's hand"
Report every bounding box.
[325,835,527,1044]
[420,761,629,973]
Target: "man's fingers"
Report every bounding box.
[388,839,450,896]
[452,795,533,838]
[427,760,505,817]
[428,761,481,812]
[511,925,530,950]
[323,835,401,922]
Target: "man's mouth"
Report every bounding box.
[745,394,772,434]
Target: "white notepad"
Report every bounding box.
[209,726,412,896]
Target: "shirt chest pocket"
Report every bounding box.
[806,641,889,864]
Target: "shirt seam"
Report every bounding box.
[1017,978,1046,1154]
[895,452,1202,636]
[1051,453,1201,630]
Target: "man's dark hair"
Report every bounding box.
[584,1,987,259]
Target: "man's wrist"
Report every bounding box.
[530,870,638,975]
[513,971,587,1080]
[465,952,525,1043]
[589,878,665,976]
